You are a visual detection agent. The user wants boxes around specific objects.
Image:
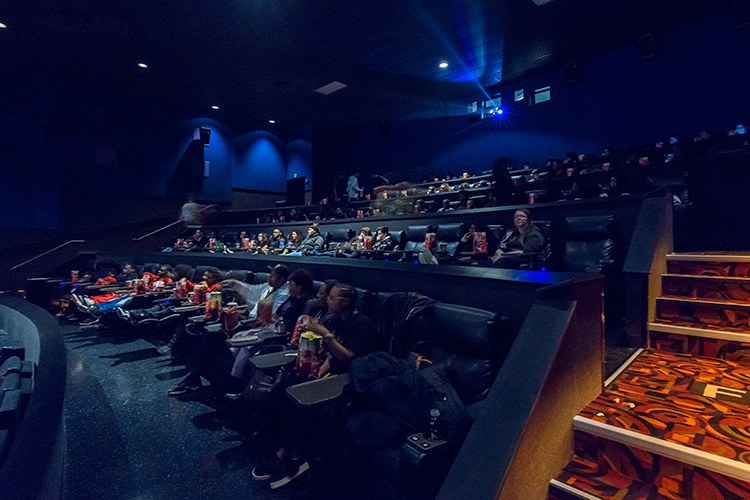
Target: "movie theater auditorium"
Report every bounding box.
[1,3,750,500]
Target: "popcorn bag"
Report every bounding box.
[256,297,273,324]
[291,315,315,345]
[424,233,437,252]
[364,235,373,250]
[205,292,222,320]
[296,331,323,380]
[134,279,146,295]
[175,280,187,298]
[474,232,488,253]
[242,238,250,250]
[209,238,217,249]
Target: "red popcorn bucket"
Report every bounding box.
[474,232,488,253]
[126,280,134,288]
[528,192,536,204]
[242,237,250,249]
[467,200,473,209]
[71,270,79,283]
[205,292,222,320]
[463,172,469,179]
[209,238,217,249]
[175,280,187,298]
[364,235,373,250]
[357,210,364,218]
[192,284,206,304]
[433,177,439,183]
[567,168,574,177]
[134,279,146,295]
[424,233,437,252]
[296,331,322,381]
[221,302,239,332]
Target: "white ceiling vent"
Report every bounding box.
[315,81,349,95]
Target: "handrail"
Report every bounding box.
[132,220,183,241]
[10,240,85,271]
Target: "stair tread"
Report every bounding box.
[658,295,750,308]
[577,349,750,472]
[553,456,683,500]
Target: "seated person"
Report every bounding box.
[228,269,316,384]
[281,226,325,256]
[254,233,271,254]
[186,229,209,250]
[372,226,395,251]
[235,230,250,250]
[116,264,139,282]
[337,227,371,258]
[490,209,545,269]
[269,228,284,251]
[282,230,303,253]
[599,175,625,197]
[168,265,292,396]
[251,283,378,489]
[437,198,453,212]
[117,266,221,324]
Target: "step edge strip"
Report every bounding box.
[664,274,750,282]
[668,254,750,262]
[604,348,644,387]
[648,322,750,342]
[549,479,603,500]
[573,416,750,482]
[657,296,750,308]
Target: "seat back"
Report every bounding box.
[534,220,553,262]
[436,223,464,257]
[327,228,354,249]
[563,215,617,273]
[404,225,431,253]
[252,272,270,284]
[419,304,513,405]
[389,230,406,251]
[191,265,211,283]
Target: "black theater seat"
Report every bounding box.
[327,228,354,251]
[436,223,464,258]
[562,215,617,273]
[400,225,432,261]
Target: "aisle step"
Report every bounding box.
[656,297,750,332]
[576,350,750,483]
[649,321,750,341]
[666,256,750,278]
[550,456,681,500]
[662,274,750,302]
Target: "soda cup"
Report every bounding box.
[639,157,650,166]
[567,168,574,177]
[134,279,146,295]
[71,270,79,283]
[528,192,536,204]
[154,281,165,293]
[296,331,322,380]
[192,284,206,304]
[433,177,439,183]
[602,162,611,171]
[463,172,469,179]
[126,280,134,288]
[357,210,364,218]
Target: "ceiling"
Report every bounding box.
[0,0,732,131]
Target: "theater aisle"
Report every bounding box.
[61,323,308,500]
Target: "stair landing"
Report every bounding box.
[578,350,750,473]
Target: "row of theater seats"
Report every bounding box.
[0,340,34,468]
[202,214,619,273]
[43,260,514,499]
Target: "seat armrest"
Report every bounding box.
[173,305,203,313]
[286,373,351,407]
[398,433,459,500]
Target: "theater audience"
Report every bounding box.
[490,209,545,269]
[372,226,395,251]
[251,283,377,490]
[282,226,325,256]
[283,230,303,252]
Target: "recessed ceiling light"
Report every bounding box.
[0,23,7,29]
[211,105,219,110]
[269,120,276,124]
[315,81,348,95]
[439,61,449,69]
[137,62,148,68]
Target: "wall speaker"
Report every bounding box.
[735,0,750,30]
[638,33,656,61]
[564,61,582,84]
[199,127,211,147]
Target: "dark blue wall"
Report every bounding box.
[313,11,750,186]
